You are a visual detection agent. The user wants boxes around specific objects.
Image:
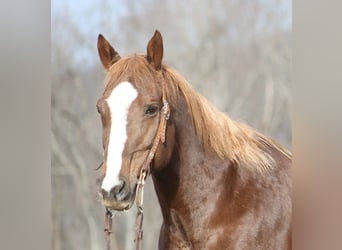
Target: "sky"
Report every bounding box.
[52,0,291,34]
[52,0,292,68]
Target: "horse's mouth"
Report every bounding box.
[101,183,137,211]
[102,197,135,211]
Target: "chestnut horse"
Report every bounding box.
[96,30,291,249]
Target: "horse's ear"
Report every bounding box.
[146,30,163,70]
[97,34,121,70]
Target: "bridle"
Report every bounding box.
[104,73,171,250]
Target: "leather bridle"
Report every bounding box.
[104,75,170,250]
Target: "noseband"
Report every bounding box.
[104,74,171,250]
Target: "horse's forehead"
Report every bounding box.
[107,82,160,104]
[104,81,139,118]
[106,80,137,99]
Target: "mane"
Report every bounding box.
[163,66,292,173]
[104,55,292,173]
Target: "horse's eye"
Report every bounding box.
[145,105,158,116]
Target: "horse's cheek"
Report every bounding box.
[155,124,176,170]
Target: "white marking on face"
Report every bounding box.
[101,81,138,192]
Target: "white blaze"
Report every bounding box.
[101,81,138,192]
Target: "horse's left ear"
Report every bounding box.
[146,30,163,70]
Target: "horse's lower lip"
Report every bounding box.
[103,197,134,211]
[105,204,128,211]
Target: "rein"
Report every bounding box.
[104,75,170,250]
[104,208,113,250]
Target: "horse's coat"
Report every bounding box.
[96,30,292,249]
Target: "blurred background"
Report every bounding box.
[51,0,291,249]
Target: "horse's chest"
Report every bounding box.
[159,209,213,250]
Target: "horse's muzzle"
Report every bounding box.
[100,179,136,211]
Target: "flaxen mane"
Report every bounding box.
[104,55,292,173]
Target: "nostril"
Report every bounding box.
[114,179,130,201]
[101,188,109,200]
[112,180,125,195]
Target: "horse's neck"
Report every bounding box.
[151,99,235,241]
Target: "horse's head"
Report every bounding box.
[96,31,175,210]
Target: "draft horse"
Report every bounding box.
[96,30,292,249]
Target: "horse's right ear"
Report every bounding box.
[146,30,163,70]
[97,34,121,70]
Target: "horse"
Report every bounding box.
[95,30,292,250]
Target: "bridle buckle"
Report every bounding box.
[163,100,170,120]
